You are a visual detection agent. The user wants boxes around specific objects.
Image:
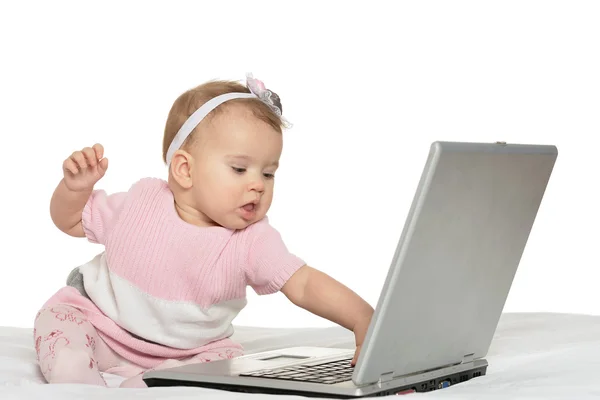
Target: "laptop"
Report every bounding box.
[144,141,558,397]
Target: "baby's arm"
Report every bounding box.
[50,179,91,237]
[50,144,108,237]
[281,266,374,364]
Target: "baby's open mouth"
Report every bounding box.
[242,203,256,211]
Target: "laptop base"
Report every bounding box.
[145,364,487,398]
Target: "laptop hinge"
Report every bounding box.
[378,372,394,383]
[462,353,475,364]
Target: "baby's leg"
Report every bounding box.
[119,346,244,388]
[34,305,119,386]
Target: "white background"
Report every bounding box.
[0,1,598,329]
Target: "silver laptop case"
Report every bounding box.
[354,141,557,384]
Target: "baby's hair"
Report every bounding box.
[162,80,285,163]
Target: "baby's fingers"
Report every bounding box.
[63,158,79,174]
[70,151,87,170]
[92,143,104,160]
[82,147,97,167]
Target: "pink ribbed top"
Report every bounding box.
[42,177,306,368]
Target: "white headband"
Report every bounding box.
[165,92,255,166]
[166,73,288,167]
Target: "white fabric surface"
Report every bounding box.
[1,313,599,399]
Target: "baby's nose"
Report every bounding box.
[248,179,265,193]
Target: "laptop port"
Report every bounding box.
[438,380,451,389]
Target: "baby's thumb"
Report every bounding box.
[98,157,109,176]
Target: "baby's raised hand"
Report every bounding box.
[62,143,108,192]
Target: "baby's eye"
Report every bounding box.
[232,167,246,174]
[263,173,275,179]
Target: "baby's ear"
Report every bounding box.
[170,150,193,189]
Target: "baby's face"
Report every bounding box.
[190,105,282,230]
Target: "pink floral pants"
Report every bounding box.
[33,305,243,388]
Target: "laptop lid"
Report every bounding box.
[352,141,557,385]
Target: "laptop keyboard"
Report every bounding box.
[241,357,354,385]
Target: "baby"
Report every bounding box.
[34,74,374,388]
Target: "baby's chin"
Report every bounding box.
[219,214,264,230]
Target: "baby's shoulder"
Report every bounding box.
[129,177,168,192]
[120,177,169,199]
[110,177,169,211]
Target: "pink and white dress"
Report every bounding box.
[36,177,306,371]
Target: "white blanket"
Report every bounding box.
[1,313,599,399]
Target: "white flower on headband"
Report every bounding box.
[246,73,292,128]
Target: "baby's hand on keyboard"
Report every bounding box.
[62,143,108,192]
[351,316,372,366]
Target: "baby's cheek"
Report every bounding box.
[217,185,240,206]
[259,197,273,216]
